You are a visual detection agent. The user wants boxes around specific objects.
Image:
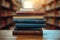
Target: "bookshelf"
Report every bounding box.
[45,0,60,29]
[0,0,20,30]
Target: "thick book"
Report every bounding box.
[13,30,42,35]
[14,19,45,24]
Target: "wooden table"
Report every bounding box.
[16,35,43,40]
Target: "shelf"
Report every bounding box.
[45,16,55,18]
[55,16,60,19]
[11,0,20,7]
[55,26,60,29]
[56,0,60,2]
[47,23,60,29]
[55,25,60,27]
[45,16,60,19]
[46,0,54,5]
[48,1,54,5]
[46,8,55,13]
[1,6,16,12]
[0,0,18,30]
[0,16,13,18]
[47,22,59,27]
[1,0,17,11]
[5,0,12,3]
[46,0,60,29]
[1,5,10,10]
[46,23,55,26]
[46,13,55,17]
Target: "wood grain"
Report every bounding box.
[17,35,43,40]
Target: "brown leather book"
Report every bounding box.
[13,30,42,35]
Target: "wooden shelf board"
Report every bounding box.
[46,8,55,13]
[1,6,16,12]
[0,16,13,18]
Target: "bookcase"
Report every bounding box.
[45,0,60,29]
[0,0,20,30]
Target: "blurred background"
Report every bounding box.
[0,0,60,40]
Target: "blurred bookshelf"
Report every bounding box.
[0,0,20,30]
[45,0,60,29]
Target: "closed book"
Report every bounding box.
[14,19,45,24]
[15,23,46,28]
[13,30,42,35]
[15,27,41,31]
[13,18,44,20]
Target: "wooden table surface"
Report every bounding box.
[16,35,43,40]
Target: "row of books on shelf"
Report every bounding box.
[11,0,20,7]
[46,20,60,27]
[46,18,55,24]
[0,10,16,16]
[46,17,60,22]
[46,25,60,30]
[46,11,55,16]
[2,0,11,9]
[45,0,60,12]
[45,4,54,11]
[46,0,60,5]
[45,0,60,29]
[0,0,19,17]
[46,0,54,4]
[1,0,20,11]
[46,9,60,17]
[0,0,20,30]
[0,18,14,30]
[46,6,60,12]
[56,0,60,8]
[47,23,60,28]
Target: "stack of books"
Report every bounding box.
[13,16,46,35]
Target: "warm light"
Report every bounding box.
[23,1,33,8]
